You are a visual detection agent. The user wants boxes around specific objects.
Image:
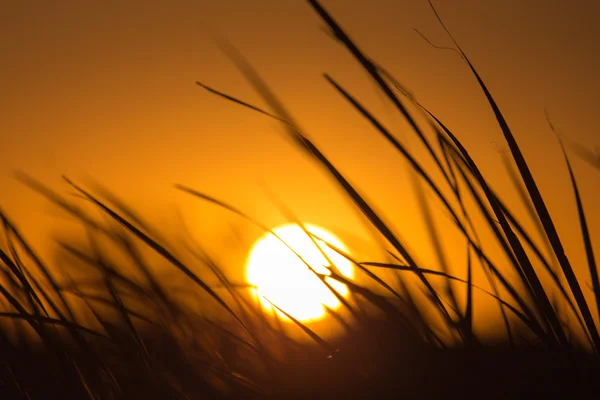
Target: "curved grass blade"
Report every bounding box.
[567,140,600,172]
[263,297,333,356]
[425,0,598,349]
[307,0,448,184]
[357,261,547,339]
[436,134,588,339]
[193,79,454,336]
[397,88,567,346]
[0,312,110,340]
[61,176,249,335]
[548,114,600,323]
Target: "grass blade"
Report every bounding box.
[425,0,598,349]
[61,176,249,334]
[547,113,600,324]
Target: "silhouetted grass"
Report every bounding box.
[2,0,600,398]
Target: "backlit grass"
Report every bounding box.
[1,1,599,398]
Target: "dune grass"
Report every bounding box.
[1,0,599,397]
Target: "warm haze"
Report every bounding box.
[2,0,598,263]
[1,0,600,397]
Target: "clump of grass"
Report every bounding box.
[2,0,600,397]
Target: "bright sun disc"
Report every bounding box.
[246,224,354,323]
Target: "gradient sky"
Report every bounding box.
[2,0,599,315]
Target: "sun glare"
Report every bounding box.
[246,224,354,323]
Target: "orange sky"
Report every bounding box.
[2,1,599,330]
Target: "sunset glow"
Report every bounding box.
[246,224,354,323]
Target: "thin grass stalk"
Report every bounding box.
[398,91,567,345]
[436,134,587,338]
[60,176,250,335]
[425,0,598,349]
[307,0,449,187]
[548,115,600,324]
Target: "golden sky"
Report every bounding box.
[2,0,599,319]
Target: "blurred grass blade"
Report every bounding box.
[194,74,457,333]
[464,241,473,344]
[567,140,600,171]
[263,297,333,356]
[0,312,109,340]
[61,176,249,334]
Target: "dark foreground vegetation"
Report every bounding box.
[2,1,600,398]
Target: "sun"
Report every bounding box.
[246,224,354,323]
